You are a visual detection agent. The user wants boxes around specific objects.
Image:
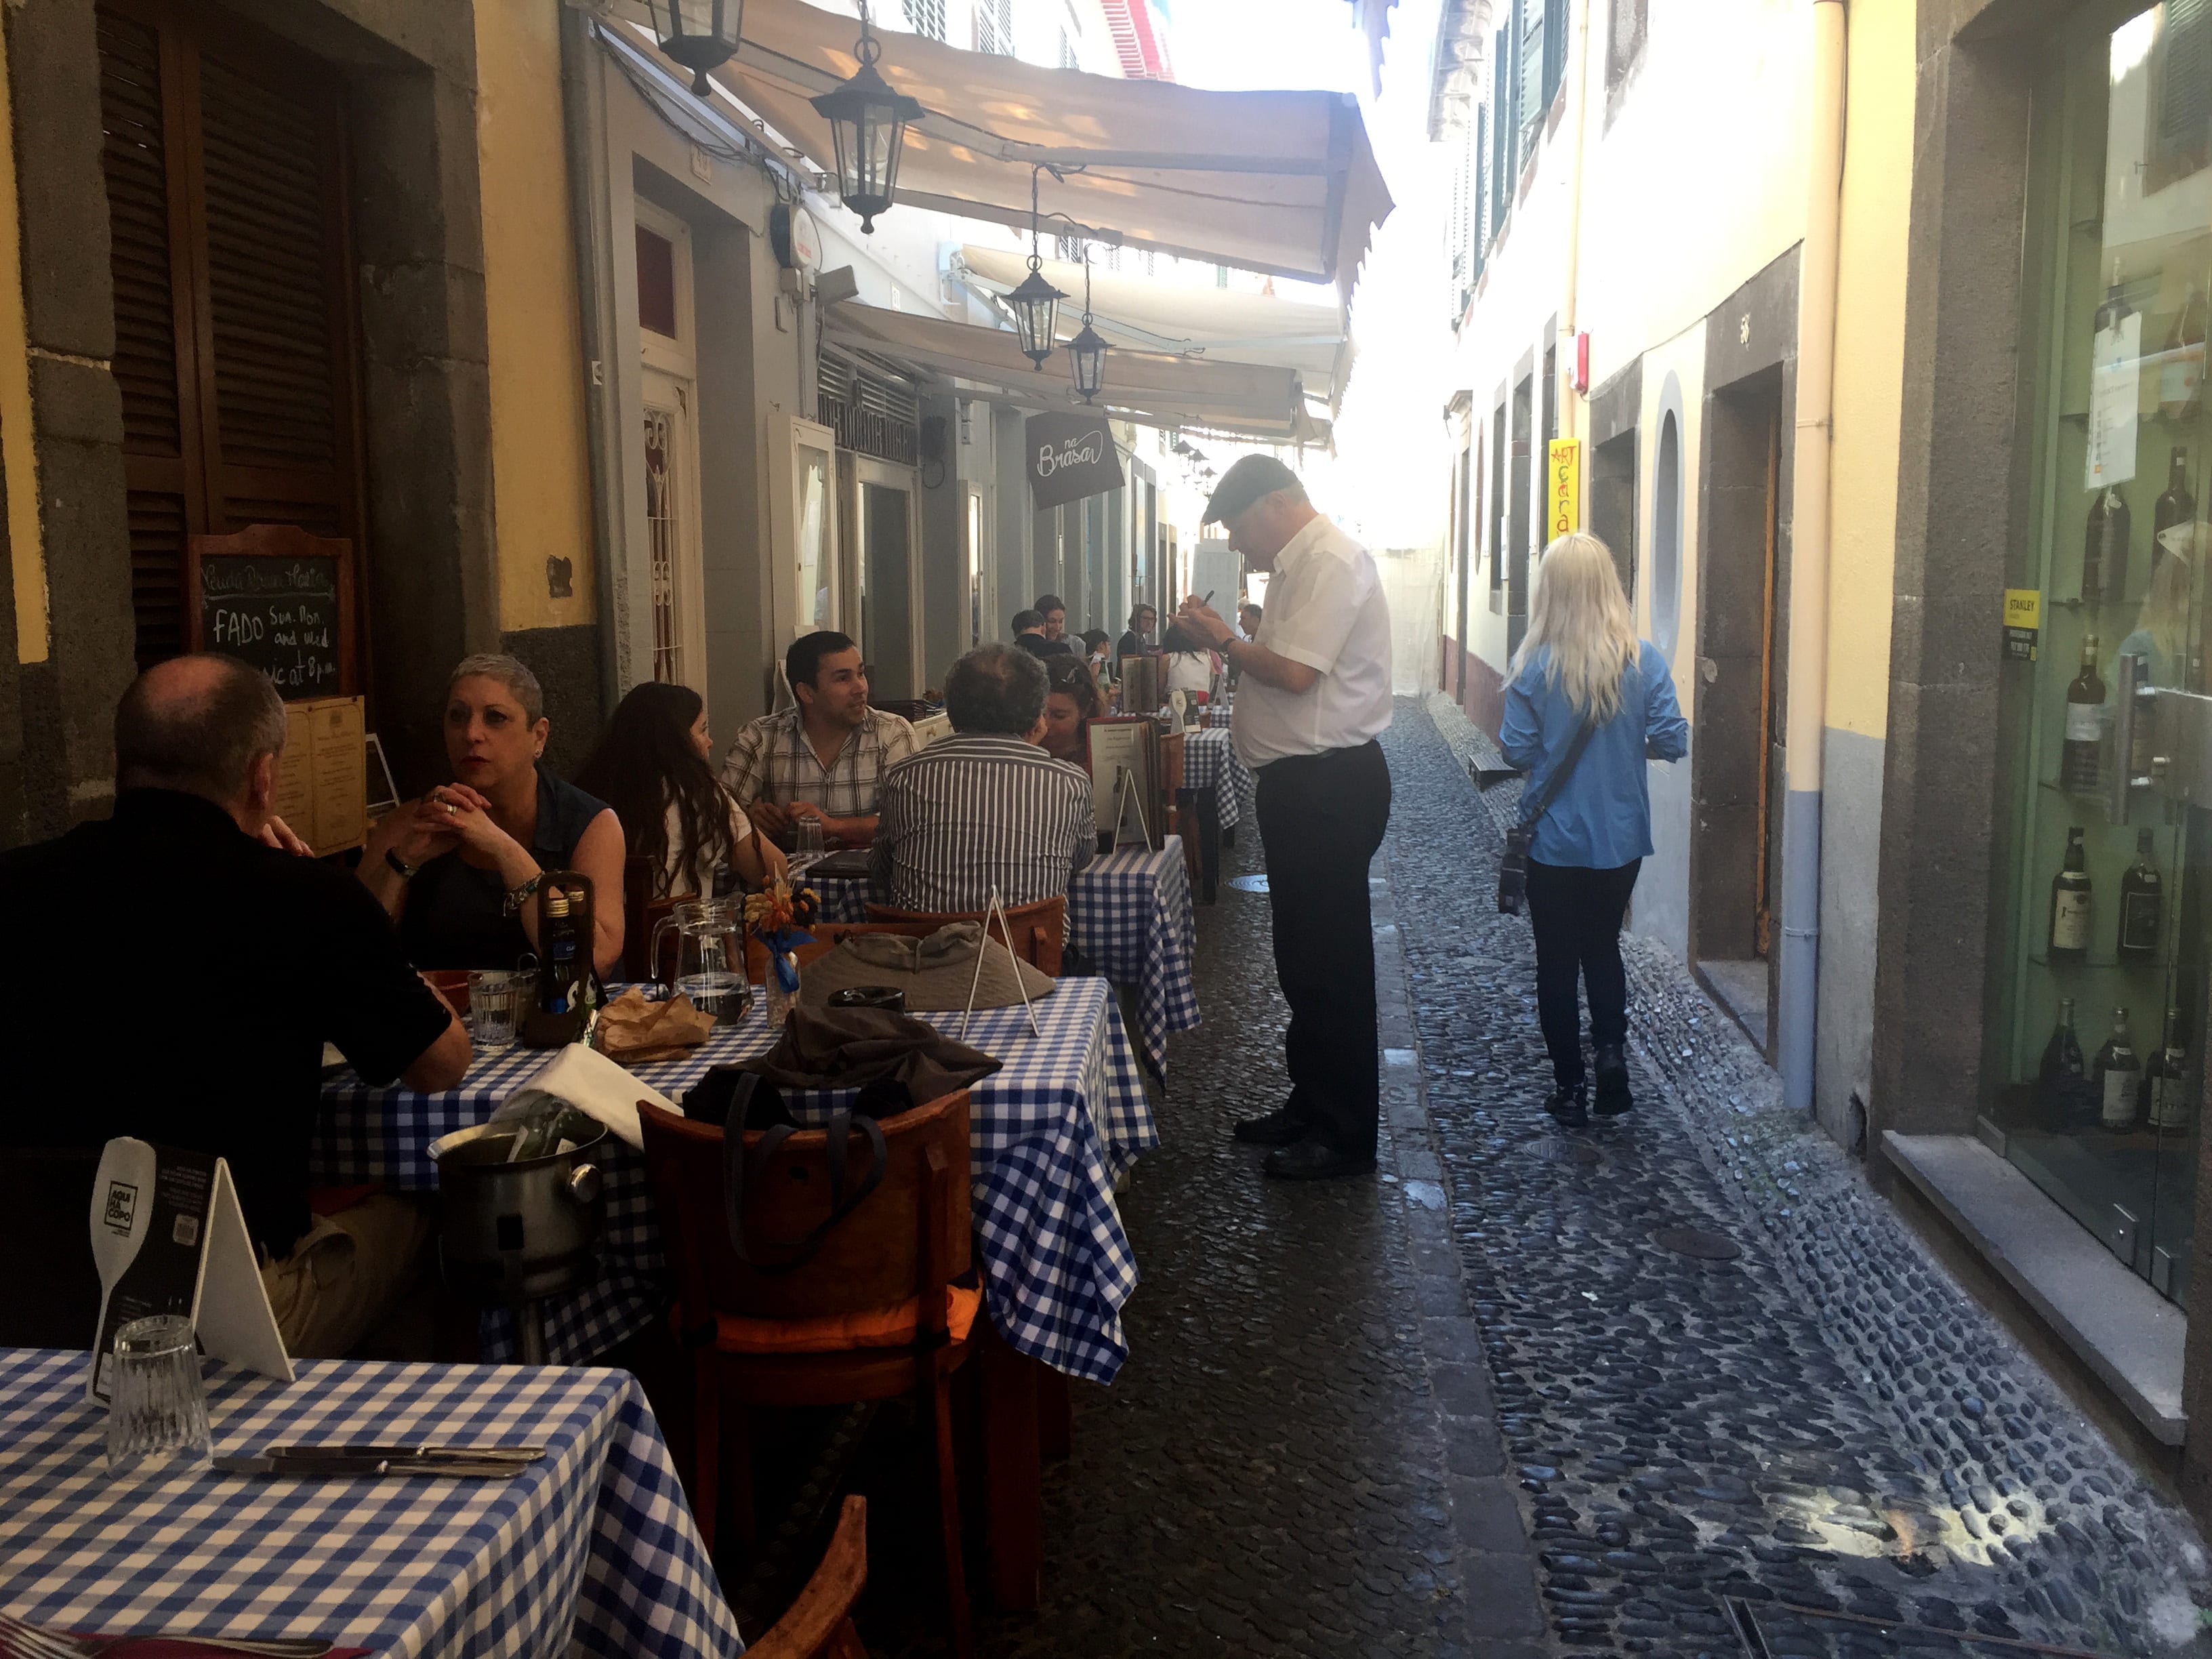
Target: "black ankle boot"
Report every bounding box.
[1593,1046,1632,1116]
[1544,1083,1589,1129]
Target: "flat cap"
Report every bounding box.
[1202,455,1303,525]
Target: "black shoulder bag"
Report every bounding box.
[1496,718,1599,915]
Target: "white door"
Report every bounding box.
[851,455,924,699]
[634,201,706,691]
[770,412,840,648]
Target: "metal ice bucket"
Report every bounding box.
[428,1119,607,1359]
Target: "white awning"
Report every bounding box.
[597,0,1392,302]
[954,245,1354,412]
[821,300,1328,445]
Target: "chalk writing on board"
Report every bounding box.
[197,556,343,699]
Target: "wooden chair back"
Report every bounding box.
[863,895,1065,976]
[638,1090,972,1327]
[743,918,1054,983]
[750,1495,869,1659]
[621,854,690,983]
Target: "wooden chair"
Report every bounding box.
[863,895,1065,976]
[751,1495,869,1659]
[621,854,690,983]
[638,1092,977,1659]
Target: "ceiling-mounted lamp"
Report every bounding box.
[808,3,924,234]
[1008,166,1067,369]
[647,0,745,96]
[1067,251,1107,403]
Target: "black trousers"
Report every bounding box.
[1254,741,1392,1155]
[1524,857,1641,1088]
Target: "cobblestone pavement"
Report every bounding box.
[1410,694,2212,1657]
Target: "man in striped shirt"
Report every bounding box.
[871,644,1095,912]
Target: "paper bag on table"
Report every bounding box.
[491,1042,682,1151]
[595,985,716,1067]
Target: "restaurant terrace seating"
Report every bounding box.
[750,1495,869,1659]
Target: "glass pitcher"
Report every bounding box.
[651,898,751,1025]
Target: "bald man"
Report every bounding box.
[0,653,470,1357]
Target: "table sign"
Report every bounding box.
[87,1138,291,1403]
[1086,716,1160,851]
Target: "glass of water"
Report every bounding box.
[794,815,825,861]
[106,1315,211,1473]
[468,969,523,1050]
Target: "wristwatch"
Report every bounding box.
[385,848,418,882]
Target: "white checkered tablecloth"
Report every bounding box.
[808,842,1199,1076]
[1182,726,1258,832]
[317,979,1156,1383]
[0,1349,741,1659]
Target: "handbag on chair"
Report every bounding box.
[1496,718,1598,915]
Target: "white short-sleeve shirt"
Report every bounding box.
[1231,514,1393,768]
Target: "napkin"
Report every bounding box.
[491,1043,680,1150]
[594,985,716,1066]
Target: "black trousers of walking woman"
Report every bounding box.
[1254,741,1393,1156]
[1524,857,1642,1089]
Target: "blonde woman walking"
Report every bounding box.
[1499,532,1688,1128]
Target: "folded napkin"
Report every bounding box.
[492,1043,680,1150]
[595,986,716,1065]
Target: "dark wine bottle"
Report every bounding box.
[2085,489,2131,602]
[2146,1006,2190,1132]
[2062,636,2106,793]
[2162,285,2206,422]
[2095,1007,2142,1133]
[2049,827,2092,962]
[2039,998,2089,1132]
[2118,830,2163,962]
[2156,447,2196,544]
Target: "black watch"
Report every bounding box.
[385,848,418,882]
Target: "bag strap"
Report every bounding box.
[721,1080,891,1275]
[1517,717,1600,833]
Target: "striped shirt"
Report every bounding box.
[869,733,1097,911]
[720,706,918,820]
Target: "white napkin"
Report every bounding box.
[490,1044,682,1150]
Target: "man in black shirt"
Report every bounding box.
[1011,608,1070,659]
[0,655,470,1356]
[1115,603,1158,670]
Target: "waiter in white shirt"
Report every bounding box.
[1178,456,1393,1179]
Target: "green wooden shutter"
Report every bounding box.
[1518,0,1545,134]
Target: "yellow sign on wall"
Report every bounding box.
[1547,440,1581,541]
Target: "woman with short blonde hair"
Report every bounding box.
[1500,531,1689,1127]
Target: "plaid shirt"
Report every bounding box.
[869,733,1096,911]
[720,706,918,820]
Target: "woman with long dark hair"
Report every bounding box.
[577,681,783,899]
[1040,653,1105,764]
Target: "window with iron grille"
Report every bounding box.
[1058,233,1089,265]
[975,0,1015,54]
[902,0,947,41]
[1059,28,1080,68]
[1605,0,1647,91]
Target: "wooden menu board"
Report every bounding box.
[273,695,367,856]
[186,524,356,700]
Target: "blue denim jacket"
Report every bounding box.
[1498,640,1689,869]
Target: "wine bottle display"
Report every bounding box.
[2147,1006,2191,1132]
[2117,829,2163,962]
[2039,998,2089,1132]
[2084,490,2129,602]
[2062,636,2105,793]
[2049,827,2092,961]
[2095,1008,2141,1133]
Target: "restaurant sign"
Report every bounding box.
[1027,411,1124,510]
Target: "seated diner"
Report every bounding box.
[721,630,916,849]
[361,653,626,978]
[0,653,471,1357]
[577,680,786,899]
[872,642,1096,911]
[1041,652,1105,766]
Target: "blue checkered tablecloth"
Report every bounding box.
[808,843,1199,1076]
[0,1349,741,1659]
[316,979,1155,1383]
[1182,726,1258,832]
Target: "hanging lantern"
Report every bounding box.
[1008,255,1065,369]
[808,6,925,234]
[648,0,745,98]
[1067,255,1106,402]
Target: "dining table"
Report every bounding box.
[0,1347,741,1659]
[1177,726,1258,902]
[314,979,1157,1381]
[806,841,1200,1076]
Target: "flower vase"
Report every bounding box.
[762,949,800,1030]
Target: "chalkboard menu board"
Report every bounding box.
[186,525,355,700]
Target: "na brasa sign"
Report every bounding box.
[1027,411,1124,511]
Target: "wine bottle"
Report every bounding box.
[2146,1006,2191,1131]
[2085,489,2131,602]
[2095,1008,2142,1133]
[2062,636,2106,793]
[2162,285,2206,422]
[2131,676,2159,779]
[2156,447,2196,544]
[2049,827,2092,962]
[2118,830,2163,962]
[2039,998,2089,1132]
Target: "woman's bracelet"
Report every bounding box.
[502,872,544,917]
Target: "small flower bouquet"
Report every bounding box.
[744,877,819,1009]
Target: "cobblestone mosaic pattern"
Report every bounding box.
[1409,695,2212,1656]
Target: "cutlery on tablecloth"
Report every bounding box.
[259,1443,543,1463]
[0,1610,342,1658]
[213,1453,531,1479]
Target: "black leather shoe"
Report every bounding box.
[1232,1108,1309,1146]
[1593,1046,1633,1116]
[1263,1137,1377,1180]
[1544,1084,1590,1129]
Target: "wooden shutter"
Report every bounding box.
[2156,0,2212,188]
[1491,24,1513,227]
[96,0,362,670]
[1517,0,1545,136]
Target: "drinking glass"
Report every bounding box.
[794,816,826,861]
[106,1315,211,1473]
[469,969,523,1050]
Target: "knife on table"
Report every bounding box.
[215,1451,537,1479]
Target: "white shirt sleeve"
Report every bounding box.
[1265,548,1368,677]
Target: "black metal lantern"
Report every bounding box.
[648,0,745,98]
[1067,253,1106,402]
[808,6,924,234]
[1008,258,1065,369]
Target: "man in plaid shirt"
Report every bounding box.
[720,630,917,848]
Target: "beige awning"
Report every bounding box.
[822,300,1328,445]
[954,244,1353,412]
[596,1,1391,301]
